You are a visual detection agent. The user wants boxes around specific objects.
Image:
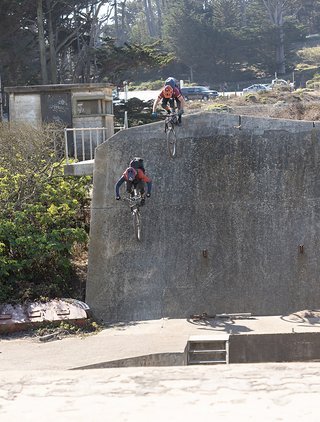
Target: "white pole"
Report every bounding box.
[124,81,128,102]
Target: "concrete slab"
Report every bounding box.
[1,315,320,371]
[1,364,320,421]
[1,316,320,420]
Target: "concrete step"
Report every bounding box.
[187,335,230,365]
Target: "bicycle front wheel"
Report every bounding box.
[132,209,142,241]
[167,126,177,158]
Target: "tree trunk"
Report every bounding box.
[37,0,48,84]
[276,24,286,74]
[262,0,286,75]
[155,0,162,38]
[120,1,127,44]
[147,0,156,37]
[114,0,121,46]
[143,0,153,37]
[239,0,247,27]
[46,0,57,83]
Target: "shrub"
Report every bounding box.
[0,123,92,303]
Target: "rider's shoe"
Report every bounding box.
[140,197,145,206]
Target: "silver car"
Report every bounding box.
[242,84,270,93]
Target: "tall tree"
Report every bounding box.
[37,0,49,84]
[261,0,301,74]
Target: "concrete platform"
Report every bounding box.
[1,316,320,420]
[1,315,320,370]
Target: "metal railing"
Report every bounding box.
[64,127,108,164]
[64,112,128,164]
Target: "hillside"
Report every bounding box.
[187,89,320,121]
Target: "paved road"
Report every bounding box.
[117,90,242,102]
[118,89,158,101]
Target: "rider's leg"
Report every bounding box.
[175,98,182,123]
[136,181,146,205]
[126,181,133,196]
[161,98,171,114]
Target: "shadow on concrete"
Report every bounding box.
[280,313,320,326]
[187,317,255,334]
[103,320,150,330]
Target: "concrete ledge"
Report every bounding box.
[64,159,94,176]
[230,332,320,363]
[71,352,185,369]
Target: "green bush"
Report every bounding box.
[129,80,164,90]
[0,123,92,303]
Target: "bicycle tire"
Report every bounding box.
[132,209,142,241]
[166,126,177,158]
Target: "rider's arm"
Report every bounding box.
[152,96,161,112]
[115,176,125,198]
[178,94,186,110]
[137,170,152,195]
[146,181,152,195]
[172,87,185,110]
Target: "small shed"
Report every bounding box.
[5,83,115,170]
[4,83,114,133]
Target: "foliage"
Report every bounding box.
[1,1,320,93]
[128,79,164,90]
[98,38,173,85]
[297,47,320,65]
[0,123,92,304]
[35,319,103,338]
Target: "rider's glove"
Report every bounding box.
[116,196,121,200]
[146,193,151,198]
[151,112,157,118]
[178,109,184,116]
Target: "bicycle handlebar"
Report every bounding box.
[122,195,142,206]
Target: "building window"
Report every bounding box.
[76,99,104,115]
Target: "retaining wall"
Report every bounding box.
[86,112,320,322]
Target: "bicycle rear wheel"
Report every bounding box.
[167,126,177,158]
[132,209,142,241]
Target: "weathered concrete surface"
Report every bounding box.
[1,317,320,420]
[86,112,320,322]
[1,363,320,421]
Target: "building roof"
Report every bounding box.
[4,83,113,94]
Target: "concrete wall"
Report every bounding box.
[8,93,42,124]
[86,112,320,323]
[229,332,320,363]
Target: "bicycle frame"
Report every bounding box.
[164,111,178,131]
[123,189,142,241]
[164,111,178,158]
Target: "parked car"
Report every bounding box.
[271,79,294,89]
[242,84,271,93]
[181,86,219,100]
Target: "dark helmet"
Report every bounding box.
[165,77,176,89]
[125,167,137,181]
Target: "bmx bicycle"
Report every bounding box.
[123,190,143,241]
[164,110,179,158]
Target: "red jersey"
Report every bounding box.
[123,168,151,183]
[158,87,182,100]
